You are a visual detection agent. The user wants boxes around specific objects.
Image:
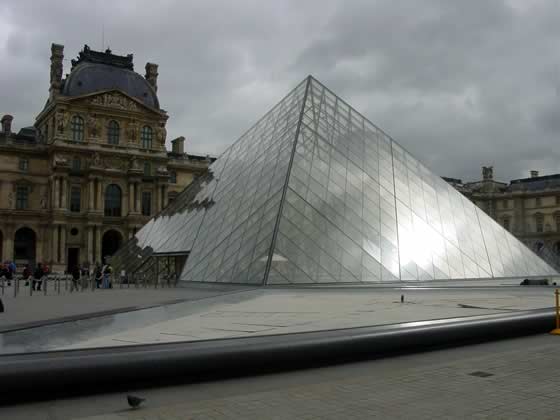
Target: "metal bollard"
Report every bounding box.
[1,277,4,296]
[13,277,17,298]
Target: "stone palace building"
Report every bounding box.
[0,44,213,272]
[445,166,560,266]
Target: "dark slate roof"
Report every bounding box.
[508,174,560,191]
[62,62,159,109]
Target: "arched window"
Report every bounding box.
[107,120,120,145]
[71,115,84,141]
[141,126,153,149]
[104,184,122,217]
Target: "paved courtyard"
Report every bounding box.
[1,333,559,419]
[0,282,557,354]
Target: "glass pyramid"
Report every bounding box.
[112,76,557,284]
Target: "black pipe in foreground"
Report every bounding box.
[0,308,555,403]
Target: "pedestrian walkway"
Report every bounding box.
[1,333,558,419]
[0,285,246,331]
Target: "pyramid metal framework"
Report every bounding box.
[112,76,557,284]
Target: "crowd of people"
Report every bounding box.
[0,261,116,292]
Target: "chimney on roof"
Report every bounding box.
[482,166,493,181]
[171,136,185,154]
[1,115,13,134]
[49,43,64,100]
[530,170,539,178]
[145,62,159,92]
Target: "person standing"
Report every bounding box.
[22,264,31,287]
[94,264,102,288]
[102,263,112,289]
[33,263,44,291]
[70,265,80,292]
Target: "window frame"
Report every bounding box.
[141,126,153,149]
[107,120,120,145]
[104,184,122,217]
[15,186,29,210]
[71,115,85,142]
[19,158,29,172]
[141,191,152,216]
[70,186,81,213]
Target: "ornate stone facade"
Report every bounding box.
[0,44,213,272]
[445,166,560,267]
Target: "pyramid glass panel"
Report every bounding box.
[113,76,557,284]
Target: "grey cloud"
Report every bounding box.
[1,0,560,182]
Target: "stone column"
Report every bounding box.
[89,179,95,210]
[96,179,103,212]
[135,182,141,213]
[52,225,59,263]
[94,226,101,264]
[128,182,134,214]
[154,182,160,213]
[162,185,168,209]
[87,226,94,264]
[51,177,58,209]
[53,177,60,209]
[60,226,67,266]
[4,227,14,261]
[61,177,68,209]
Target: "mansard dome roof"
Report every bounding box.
[62,46,159,109]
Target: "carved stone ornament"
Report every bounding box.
[56,110,66,133]
[104,157,125,170]
[129,156,140,170]
[157,125,167,144]
[90,93,140,112]
[92,152,102,167]
[54,154,69,167]
[127,120,138,141]
[156,166,168,175]
[87,114,99,137]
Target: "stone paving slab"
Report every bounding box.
[1,333,559,419]
[1,285,557,354]
[0,284,250,330]
[56,286,556,351]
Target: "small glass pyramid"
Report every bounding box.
[112,76,557,284]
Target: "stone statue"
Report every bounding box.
[8,192,14,209]
[40,195,48,209]
[130,156,140,170]
[127,120,138,141]
[92,152,102,167]
[157,125,167,144]
[54,154,68,166]
[87,114,99,137]
[56,110,65,133]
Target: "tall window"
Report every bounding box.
[503,217,511,231]
[141,126,153,149]
[535,213,544,233]
[71,115,84,141]
[169,170,177,183]
[16,186,29,209]
[72,158,81,172]
[70,186,81,212]
[104,184,122,217]
[142,191,152,216]
[144,162,151,177]
[19,158,29,172]
[107,120,120,145]
[536,197,542,207]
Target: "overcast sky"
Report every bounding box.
[1,0,560,182]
